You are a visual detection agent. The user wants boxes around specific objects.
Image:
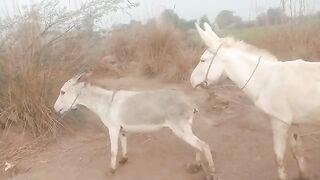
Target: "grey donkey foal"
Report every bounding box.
[54,74,217,179]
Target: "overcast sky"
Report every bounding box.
[1,0,319,25]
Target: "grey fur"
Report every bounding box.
[118,90,194,125]
[55,80,216,178]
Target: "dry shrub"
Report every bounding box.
[0,0,125,137]
[0,21,87,137]
[0,136,48,170]
[102,21,201,81]
[248,21,320,61]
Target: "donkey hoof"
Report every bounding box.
[206,174,219,180]
[110,168,116,174]
[294,175,309,180]
[119,157,128,165]
[187,163,201,174]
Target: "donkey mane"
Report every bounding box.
[222,37,278,62]
[77,75,116,91]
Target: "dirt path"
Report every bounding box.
[1,78,320,180]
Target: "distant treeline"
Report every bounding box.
[113,8,320,31]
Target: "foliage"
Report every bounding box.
[160,9,196,31]
[267,8,287,24]
[215,10,242,29]
[257,8,287,26]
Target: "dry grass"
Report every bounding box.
[100,21,201,81]
[0,0,121,165]
[0,0,133,138]
[248,21,320,61]
[0,136,48,170]
[0,4,101,137]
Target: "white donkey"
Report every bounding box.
[191,23,320,180]
[54,73,217,179]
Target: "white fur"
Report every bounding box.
[54,75,216,178]
[191,22,320,180]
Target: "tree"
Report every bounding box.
[161,9,180,26]
[233,16,243,27]
[81,15,95,35]
[215,10,242,29]
[160,9,196,31]
[256,8,287,26]
[199,15,210,27]
[267,8,286,25]
[178,18,196,31]
[256,13,268,26]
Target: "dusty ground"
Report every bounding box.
[1,78,319,180]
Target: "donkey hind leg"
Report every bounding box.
[119,130,128,165]
[169,122,217,180]
[108,127,120,174]
[271,119,290,180]
[290,133,308,180]
[187,152,202,173]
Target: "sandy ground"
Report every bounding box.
[1,78,320,180]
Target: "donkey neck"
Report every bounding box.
[222,49,276,99]
[77,84,115,115]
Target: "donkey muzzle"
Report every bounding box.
[195,81,209,89]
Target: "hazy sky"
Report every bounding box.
[1,0,319,25]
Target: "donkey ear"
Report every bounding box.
[195,23,221,52]
[74,72,92,82]
[204,22,220,40]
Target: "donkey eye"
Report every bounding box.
[200,60,206,62]
[61,91,65,95]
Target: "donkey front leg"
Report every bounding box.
[290,132,308,180]
[271,119,290,180]
[108,127,120,174]
[119,130,128,165]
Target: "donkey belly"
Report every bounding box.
[116,90,189,127]
[109,106,168,132]
[120,124,166,133]
[118,107,167,126]
[113,89,192,133]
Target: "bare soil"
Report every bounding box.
[1,78,319,180]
